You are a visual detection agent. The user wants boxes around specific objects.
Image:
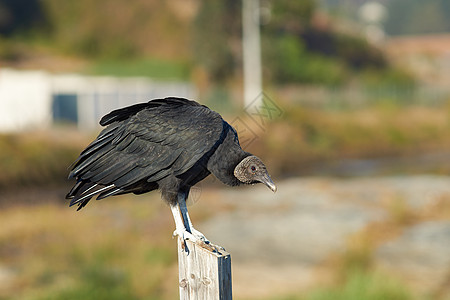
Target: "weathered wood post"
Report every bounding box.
[177,239,232,300]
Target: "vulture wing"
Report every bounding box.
[66,97,224,209]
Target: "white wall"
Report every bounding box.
[0,69,52,132]
[0,68,196,132]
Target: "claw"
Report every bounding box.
[173,229,225,254]
[191,228,209,243]
[173,229,199,243]
[170,201,224,254]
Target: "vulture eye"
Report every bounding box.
[250,165,257,172]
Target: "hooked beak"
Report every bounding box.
[259,173,277,193]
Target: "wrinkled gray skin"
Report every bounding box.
[234,156,277,192]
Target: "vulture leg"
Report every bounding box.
[170,203,199,243]
[171,191,224,252]
[171,191,208,243]
[178,193,209,243]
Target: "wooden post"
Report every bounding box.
[177,239,232,300]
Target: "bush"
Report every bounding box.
[0,133,81,189]
[264,35,348,85]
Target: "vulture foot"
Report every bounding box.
[173,229,225,254]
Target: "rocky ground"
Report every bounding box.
[197,175,450,299]
[1,175,448,299]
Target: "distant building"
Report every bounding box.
[0,68,196,132]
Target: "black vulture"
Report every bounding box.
[66,97,276,245]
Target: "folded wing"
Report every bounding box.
[66,98,224,210]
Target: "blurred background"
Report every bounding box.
[1,0,450,299]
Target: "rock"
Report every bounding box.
[196,176,450,298]
[201,178,385,265]
[376,220,450,292]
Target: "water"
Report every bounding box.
[310,151,450,177]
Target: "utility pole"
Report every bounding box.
[242,0,262,111]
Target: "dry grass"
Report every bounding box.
[1,103,450,299]
[0,194,181,300]
[0,181,235,300]
[0,129,85,191]
[0,189,421,300]
[247,104,450,176]
[2,180,448,299]
[2,103,450,192]
[305,188,450,300]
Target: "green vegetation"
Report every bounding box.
[269,271,414,300]
[0,0,191,70]
[0,197,417,300]
[0,174,424,300]
[246,103,450,176]
[0,199,179,300]
[2,102,450,193]
[0,0,409,87]
[88,58,191,79]
[0,132,80,190]
[192,0,241,83]
[0,1,448,299]
[35,0,188,60]
[258,0,402,86]
[264,35,348,85]
[33,264,140,300]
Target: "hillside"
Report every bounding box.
[0,0,401,87]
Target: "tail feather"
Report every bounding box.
[67,181,118,210]
[66,181,97,199]
[97,187,123,200]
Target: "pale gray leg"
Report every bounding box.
[170,203,199,243]
[178,192,209,242]
[171,192,224,253]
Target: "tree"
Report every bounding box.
[0,0,49,36]
[192,1,241,83]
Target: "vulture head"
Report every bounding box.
[234,156,277,192]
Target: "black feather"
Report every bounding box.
[67,97,264,209]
